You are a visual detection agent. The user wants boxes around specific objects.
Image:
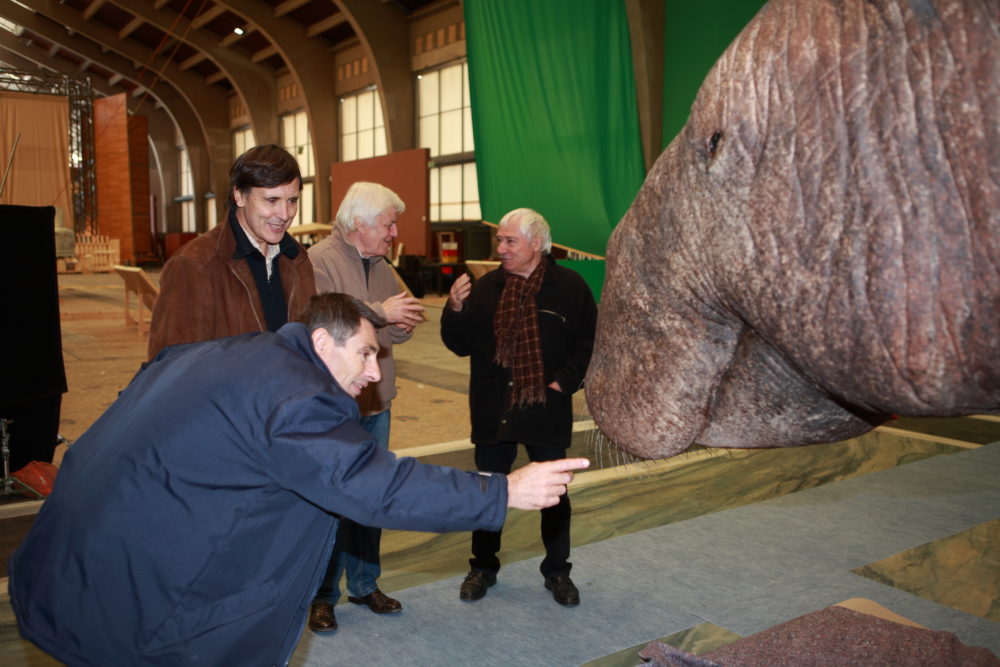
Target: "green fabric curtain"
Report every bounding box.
[662,0,767,147]
[464,0,645,258]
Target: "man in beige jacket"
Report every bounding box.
[305,182,424,633]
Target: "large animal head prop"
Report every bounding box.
[587,0,999,459]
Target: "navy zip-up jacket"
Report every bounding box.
[9,323,506,666]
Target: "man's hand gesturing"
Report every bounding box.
[447,273,472,312]
[382,291,424,329]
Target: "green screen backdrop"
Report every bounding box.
[662,0,767,147]
[464,0,645,258]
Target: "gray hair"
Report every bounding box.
[335,182,405,232]
[498,208,552,254]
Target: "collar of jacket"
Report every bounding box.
[331,225,387,267]
[486,253,558,285]
[226,206,301,261]
[275,321,348,393]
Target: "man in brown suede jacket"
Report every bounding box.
[148,145,316,360]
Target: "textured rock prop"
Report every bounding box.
[588,0,999,459]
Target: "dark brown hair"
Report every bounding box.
[298,293,386,345]
[227,144,302,208]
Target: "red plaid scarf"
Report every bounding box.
[493,259,547,408]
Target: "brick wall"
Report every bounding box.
[94,94,131,255]
[93,93,151,263]
[128,115,151,259]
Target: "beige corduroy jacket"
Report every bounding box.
[308,226,413,416]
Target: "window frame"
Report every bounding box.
[339,86,387,162]
[416,59,480,223]
[280,109,315,225]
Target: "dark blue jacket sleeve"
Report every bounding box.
[261,389,507,533]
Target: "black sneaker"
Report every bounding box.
[544,575,580,606]
[459,570,497,601]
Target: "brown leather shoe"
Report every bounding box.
[347,589,402,614]
[308,602,337,632]
[459,570,497,601]
[544,575,580,606]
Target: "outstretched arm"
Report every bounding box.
[506,458,590,509]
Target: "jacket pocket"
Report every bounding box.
[469,378,503,434]
[508,386,571,437]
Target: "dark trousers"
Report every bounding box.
[314,411,389,604]
[470,442,571,578]
[2,394,62,471]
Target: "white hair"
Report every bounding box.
[336,182,405,231]
[498,208,552,254]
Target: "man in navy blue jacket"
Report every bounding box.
[9,293,587,667]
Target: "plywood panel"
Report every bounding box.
[330,148,430,257]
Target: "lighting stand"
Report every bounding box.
[0,418,45,499]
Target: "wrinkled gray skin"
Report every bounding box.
[587,0,999,459]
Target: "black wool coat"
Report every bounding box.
[441,255,598,448]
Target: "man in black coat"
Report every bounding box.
[441,208,598,606]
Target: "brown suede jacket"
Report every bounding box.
[147,218,316,360]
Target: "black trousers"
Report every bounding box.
[2,394,62,471]
[470,442,571,578]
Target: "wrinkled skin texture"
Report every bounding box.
[588,0,999,459]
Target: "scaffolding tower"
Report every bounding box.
[1,66,96,233]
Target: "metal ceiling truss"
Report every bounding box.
[1,0,448,229]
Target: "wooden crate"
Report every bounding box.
[75,234,120,273]
[57,257,81,274]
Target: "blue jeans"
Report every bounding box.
[314,410,390,605]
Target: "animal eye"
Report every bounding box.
[707,131,722,156]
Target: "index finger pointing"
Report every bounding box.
[550,458,590,471]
